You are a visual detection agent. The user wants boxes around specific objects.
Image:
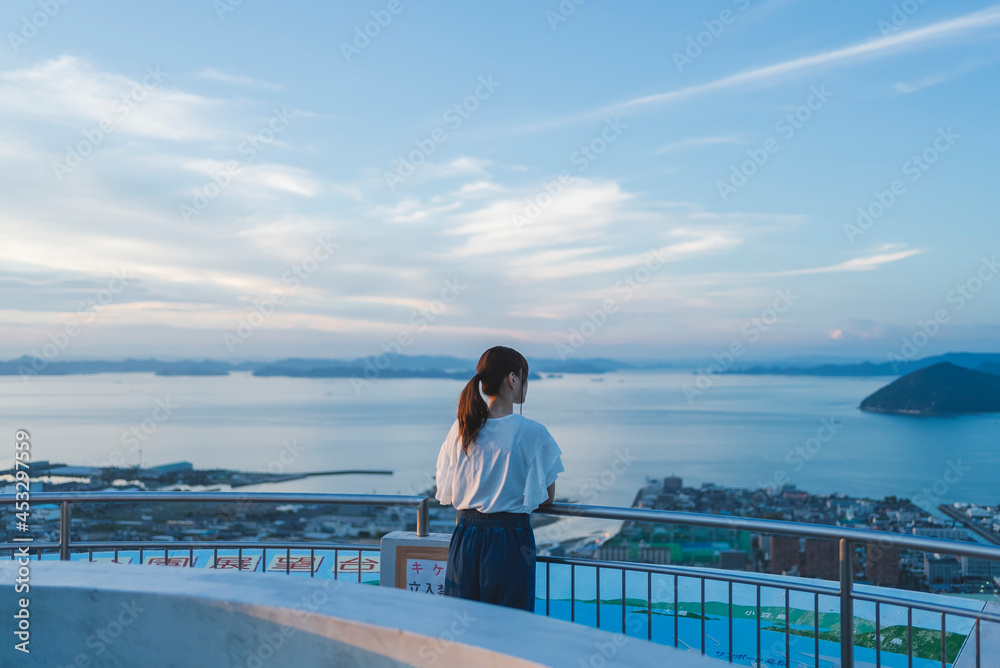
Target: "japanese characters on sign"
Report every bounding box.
[267,555,324,574]
[405,558,446,595]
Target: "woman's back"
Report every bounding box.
[435,413,563,515]
[436,345,564,612]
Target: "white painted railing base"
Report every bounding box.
[0,561,723,667]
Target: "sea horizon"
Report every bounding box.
[3,370,996,511]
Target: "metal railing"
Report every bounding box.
[6,539,382,581]
[535,502,1000,667]
[2,493,998,667]
[0,491,429,562]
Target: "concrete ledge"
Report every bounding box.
[0,561,722,667]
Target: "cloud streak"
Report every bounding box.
[893,58,995,94]
[765,249,924,277]
[0,56,224,141]
[504,4,1000,134]
[653,135,744,155]
[197,67,284,91]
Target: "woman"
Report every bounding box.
[434,346,564,612]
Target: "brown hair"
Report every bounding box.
[457,346,529,455]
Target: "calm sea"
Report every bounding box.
[4,370,988,665]
[1,370,997,526]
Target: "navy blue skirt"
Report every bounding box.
[444,508,536,612]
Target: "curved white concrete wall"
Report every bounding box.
[0,560,722,667]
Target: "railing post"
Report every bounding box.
[840,538,854,668]
[59,500,72,561]
[416,497,428,537]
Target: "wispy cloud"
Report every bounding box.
[766,249,924,276]
[893,59,995,94]
[197,67,284,91]
[180,159,320,197]
[504,4,1000,134]
[443,179,632,257]
[513,232,743,280]
[392,157,493,189]
[0,56,224,141]
[654,135,744,155]
[369,197,464,224]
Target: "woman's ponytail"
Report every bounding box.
[456,346,529,455]
[458,372,489,455]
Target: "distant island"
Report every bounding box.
[1,354,640,379]
[724,352,1000,377]
[860,362,1000,416]
[5,351,1000,381]
[0,357,257,377]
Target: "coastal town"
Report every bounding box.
[590,476,1000,596]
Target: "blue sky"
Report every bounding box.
[1,0,998,363]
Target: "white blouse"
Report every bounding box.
[434,414,564,514]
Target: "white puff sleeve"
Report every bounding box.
[434,421,458,506]
[521,428,564,513]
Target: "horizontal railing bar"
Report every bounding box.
[539,555,840,596]
[0,542,61,551]
[534,502,1000,561]
[7,492,1000,561]
[0,492,425,506]
[542,554,1000,625]
[3,541,395,556]
[851,589,1000,624]
[41,541,381,552]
